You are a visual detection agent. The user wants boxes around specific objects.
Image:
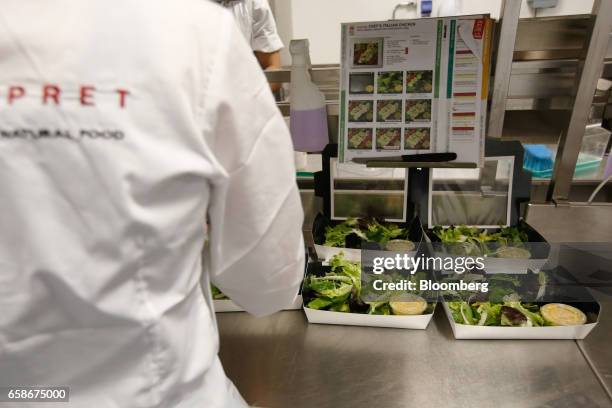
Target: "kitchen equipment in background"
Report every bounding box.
[289,39,329,152]
[605,153,612,179]
[523,144,554,175]
[527,0,559,10]
[523,125,611,178]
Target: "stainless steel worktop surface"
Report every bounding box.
[579,299,612,400]
[217,203,612,408]
[218,311,611,408]
[527,203,612,400]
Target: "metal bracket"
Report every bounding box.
[548,0,612,201]
[552,197,571,207]
[487,0,522,139]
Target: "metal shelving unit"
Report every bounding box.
[547,0,612,203]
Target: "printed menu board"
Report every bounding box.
[339,16,492,165]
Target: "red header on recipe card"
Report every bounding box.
[473,19,485,39]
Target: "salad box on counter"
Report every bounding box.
[439,266,602,339]
[442,301,600,340]
[312,215,424,262]
[302,257,436,330]
[304,304,434,330]
[312,144,423,262]
[424,222,550,274]
[409,139,551,274]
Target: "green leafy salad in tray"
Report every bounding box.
[211,285,228,300]
[445,272,589,327]
[304,253,431,315]
[432,225,531,258]
[324,217,415,251]
[448,297,587,327]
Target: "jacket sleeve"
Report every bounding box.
[202,17,304,317]
[250,0,284,53]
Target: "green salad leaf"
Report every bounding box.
[305,253,358,312]
[305,253,428,315]
[363,219,404,245]
[433,225,530,257]
[323,218,406,247]
[449,299,546,327]
[323,218,361,247]
[367,302,391,315]
[211,285,228,300]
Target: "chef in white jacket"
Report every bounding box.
[215,0,284,71]
[0,1,304,407]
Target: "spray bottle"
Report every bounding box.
[289,39,329,152]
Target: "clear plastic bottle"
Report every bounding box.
[289,39,329,152]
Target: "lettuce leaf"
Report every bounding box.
[324,218,405,247]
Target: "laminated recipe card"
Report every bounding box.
[339,16,493,165]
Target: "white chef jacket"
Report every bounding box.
[0,1,304,407]
[218,0,284,53]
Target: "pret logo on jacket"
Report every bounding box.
[1,84,130,108]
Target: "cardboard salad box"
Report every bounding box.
[439,263,602,340]
[312,144,424,263]
[304,306,434,329]
[313,214,425,263]
[442,301,600,340]
[424,221,550,275]
[302,261,436,330]
[410,139,551,274]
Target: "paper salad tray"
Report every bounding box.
[442,302,600,340]
[304,305,435,329]
[312,214,425,263]
[313,244,363,263]
[424,221,550,274]
[214,296,303,313]
[302,261,436,330]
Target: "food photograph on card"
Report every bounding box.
[405,99,432,123]
[349,72,375,94]
[404,127,431,150]
[377,100,402,122]
[406,70,433,93]
[377,71,404,94]
[352,39,383,68]
[347,128,373,150]
[348,100,374,122]
[376,128,401,150]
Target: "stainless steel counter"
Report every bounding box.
[528,203,612,400]
[218,311,611,408]
[217,204,612,408]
